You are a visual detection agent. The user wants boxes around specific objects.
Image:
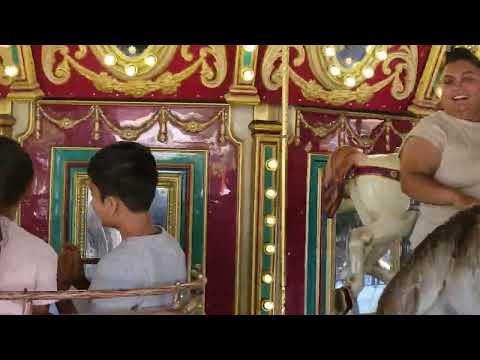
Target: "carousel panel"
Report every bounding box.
[20,100,241,314]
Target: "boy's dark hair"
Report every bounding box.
[0,136,33,213]
[87,141,157,212]
[446,47,480,69]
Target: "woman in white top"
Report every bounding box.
[401,47,480,249]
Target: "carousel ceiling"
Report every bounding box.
[0,45,478,115]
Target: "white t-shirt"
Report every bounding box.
[0,216,58,314]
[79,228,186,314]
[403,110,480,248]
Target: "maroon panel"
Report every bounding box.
[20,102,240,315]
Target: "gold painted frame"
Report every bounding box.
[72,171,182,262]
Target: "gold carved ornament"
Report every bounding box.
[262,45,418,106]
[296,111,416,152]
[36,104,227,144]
[41,45,227,97]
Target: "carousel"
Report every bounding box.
[0,45,473,315]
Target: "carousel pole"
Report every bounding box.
[277,45,289,315]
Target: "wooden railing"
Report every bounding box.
[0,278,206,315]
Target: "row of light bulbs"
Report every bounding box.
[323,46,389,88]
[241,45,257,82]
[103,53,158,77]
[262,157,278,313]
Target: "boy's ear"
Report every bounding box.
[104,195,119,215]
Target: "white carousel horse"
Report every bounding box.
[323,146,418,314]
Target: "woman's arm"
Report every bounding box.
[400,137,480,210]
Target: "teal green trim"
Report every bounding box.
[50,148,207,270]
[11,46,19,65]
[243,51,252,67]
[306,154,329,315]
[261,146,275,315]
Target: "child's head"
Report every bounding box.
[0,136,33,216]
[87,141,157,228]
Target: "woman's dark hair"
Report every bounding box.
[0,136,34,214]
[87,141,157,212]
[446,47,480,69]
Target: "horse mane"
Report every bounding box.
[377,205,480,314]
[412,205,480,261]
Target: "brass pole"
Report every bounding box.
[277,45,289,315]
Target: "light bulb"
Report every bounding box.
[375,50,387,61]
[4,65,19,77]
[265,244,276,254]
[329,65,341,76]
[344,76,356,88]
[262,300,274,312]
[362,67,374,79]
[242,69,255,81]
[104,54,117,66]
[266,159,278,171]
[145,55,157,67]
[324,46,336,57]
[265,215,277,227]
[262,273,273,284]
[243,45,256,52]
[125,65,137,77]
[128,46,137,55]
[265,188,277,199]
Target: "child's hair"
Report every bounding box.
[0,136,34,215]
[87,141,157,212]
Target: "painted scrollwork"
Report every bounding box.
[41,45,227,97]
[262,45,418,106]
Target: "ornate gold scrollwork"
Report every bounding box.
[37,103,227,143]
[262,45,418,106]
[296,111,416,152]
[41,45,227,97]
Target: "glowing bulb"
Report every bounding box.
[4,65,19,77]
[366,45,374,53]
[265,188,277,200]
[265,244,276,254]
[262,273,273,284]
[345,57,353,65]
[375,50,388,61]
[104,54,117,66]
[265,215,277,227]
[262,300,274,312]
[128,46,137,55]
[344,76,356,88]
[266,158,278,171]
[125,65,137,77]
[0,45,10,48]
[362,67,374,79]
[145,55,157,66]
[324,46,336,57]
[243,45,256,52]
[329,65,341,77]
[242,69,255,82]
[435,86,443,98]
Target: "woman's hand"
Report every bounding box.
[451,193,480,210]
